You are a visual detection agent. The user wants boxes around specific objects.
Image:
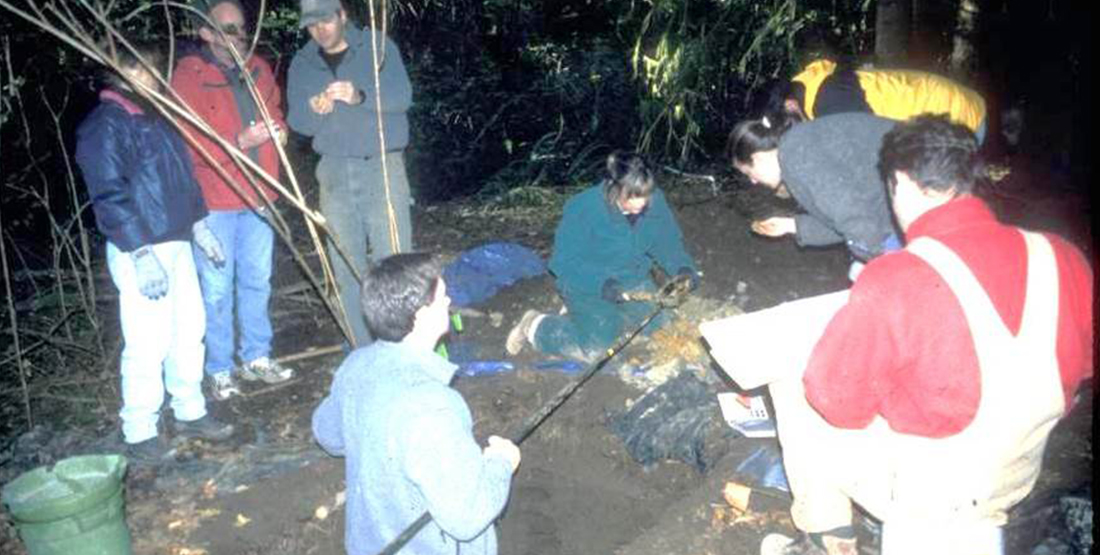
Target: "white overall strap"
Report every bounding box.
[1016,231,1060,351]
[905,237,1008,345]
[904,233,1064,510]
[907,232,1060,354]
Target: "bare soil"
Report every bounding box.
[0,153,1091,555]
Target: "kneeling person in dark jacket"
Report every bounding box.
[74,41,234,463]
[312,253,521,555]
[504,152,700,361]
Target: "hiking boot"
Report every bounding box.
[125,436,171,464]
[505,310,543,355]
[238,356,294,384]
[174,415,234,442]
[209,371,241,401]
[760,532,857,555]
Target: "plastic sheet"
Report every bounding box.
[608,372,717,471]
[533,360,584,373]
[458,361,515,376]
[735,444,789,492]
[442,242,546,307]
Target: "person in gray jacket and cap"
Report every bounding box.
[288,0,414,348]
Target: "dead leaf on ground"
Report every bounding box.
[170,547,209,555]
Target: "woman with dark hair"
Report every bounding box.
[74,41,233,462]
[728,110,902,280]
[505,152,699,361]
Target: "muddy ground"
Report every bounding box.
[0,151,1092,555]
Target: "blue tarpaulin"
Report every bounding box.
[443,242,546,307]
[736,444,789,492]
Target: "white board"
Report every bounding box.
[699,290,850,390]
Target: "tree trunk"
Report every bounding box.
[875,0,911,66]
[910,0,929,65]
[948,0,981,76]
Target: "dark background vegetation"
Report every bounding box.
[0,0,1091,440]
[1,1,1090,205]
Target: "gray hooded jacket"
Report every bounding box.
[287,25,412,158]
[779,113,899,260]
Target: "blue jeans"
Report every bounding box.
[316,153,412,348]
[193,209,275,375]
[107,241,207,443]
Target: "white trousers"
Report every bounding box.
[107,241,207,443]
[769,377,1007,555]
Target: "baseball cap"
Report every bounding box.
[299,0,341,28]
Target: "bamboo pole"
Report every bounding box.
[366,0,403,256]
[1,214,33,429]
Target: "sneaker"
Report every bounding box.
[238,356,294,384]
[125,436,171,464]
[210,371,241,400]
[174,415,234,442]
[760,533,857,555]
[847,261,865,282]
[505,310,543,355]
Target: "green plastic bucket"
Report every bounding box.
[1,454,133,555]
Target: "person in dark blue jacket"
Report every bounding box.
[74,42,234,462]
[505,152,699,361]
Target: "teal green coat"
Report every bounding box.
[549,184,696,300]
[534,184,697,359]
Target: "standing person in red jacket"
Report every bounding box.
[172,0,293,401]
[761,115,1093,555]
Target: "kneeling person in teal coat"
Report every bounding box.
[506,152,699,361]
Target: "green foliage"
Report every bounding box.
[626,0,821,165]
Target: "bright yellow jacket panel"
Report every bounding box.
[792,60,986,132]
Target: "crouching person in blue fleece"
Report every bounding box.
[312,253,521,555]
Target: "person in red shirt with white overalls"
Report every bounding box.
[760,115,1093,555]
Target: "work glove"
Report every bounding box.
[676,267,700,292]
[131,247,168,299]
[192,219,226,267]
[601,278,626,304]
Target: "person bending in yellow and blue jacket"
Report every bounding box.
[774,58,988,144]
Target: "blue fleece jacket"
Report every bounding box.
[312,341,514,555]
[287,25,412,158]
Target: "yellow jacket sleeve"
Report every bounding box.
[791,60,837,119]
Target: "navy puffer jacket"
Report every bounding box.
[75,90,207,252]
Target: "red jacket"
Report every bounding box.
[804,196,1093,437]
[171,50,284,210]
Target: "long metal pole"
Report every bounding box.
[375,302,668,555]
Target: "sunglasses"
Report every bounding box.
[216,23,248,37]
